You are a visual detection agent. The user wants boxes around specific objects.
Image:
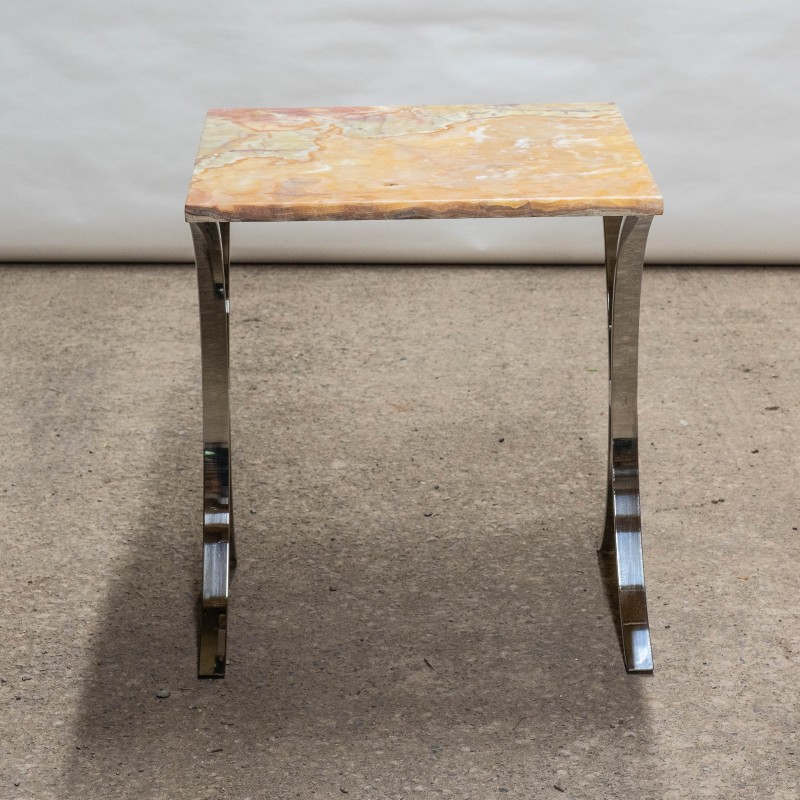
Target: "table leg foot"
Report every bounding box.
[601,215,654,674]
[191,221,235,678]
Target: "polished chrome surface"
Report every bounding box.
[600,214,654,674]
[190,220,236,678]
[187,211,655,677]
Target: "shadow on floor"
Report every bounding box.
[62,266,655,798]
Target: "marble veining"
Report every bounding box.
[185,104,663,222]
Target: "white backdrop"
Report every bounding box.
[1,1,798,264]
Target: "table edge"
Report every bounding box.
[185,197,664,223]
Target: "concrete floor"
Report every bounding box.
[1,264,799,799]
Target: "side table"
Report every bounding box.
[185,103,663,677]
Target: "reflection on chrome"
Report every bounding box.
[600,215,654,674]
[204,512,230,528]
[202,541,230,602]
[191,221,236,678]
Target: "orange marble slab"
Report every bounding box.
[185,104,663,223]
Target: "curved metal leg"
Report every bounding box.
[602,216,623,551]
[190,221,235,678]
[600,215,654,674]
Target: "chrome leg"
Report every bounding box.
[602,215,623,551]
[190,221,235,678]
[599,215,654,674]
[218,222,236,569]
